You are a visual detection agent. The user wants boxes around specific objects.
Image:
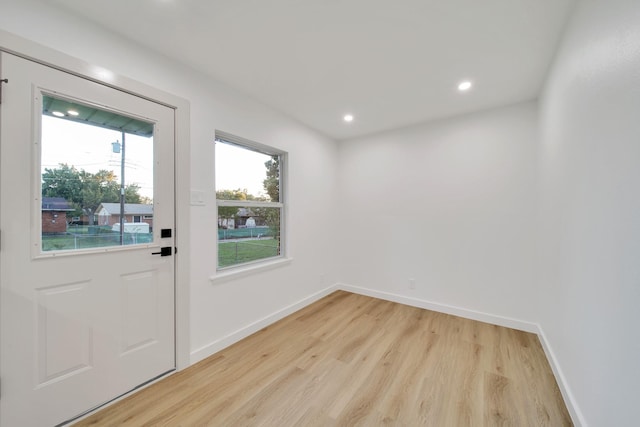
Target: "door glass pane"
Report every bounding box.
[40,94,154,252]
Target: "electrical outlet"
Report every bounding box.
[409,278,416,289]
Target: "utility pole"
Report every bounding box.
[119,131,126,245]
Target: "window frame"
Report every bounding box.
[214,131,287,271]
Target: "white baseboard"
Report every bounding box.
[535,326,587,427]
[190,284,339,364]
[338,282,585,427]
[337,283,539,333]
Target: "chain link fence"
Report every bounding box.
[42,227,153,251]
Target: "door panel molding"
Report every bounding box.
[37,280,93,385]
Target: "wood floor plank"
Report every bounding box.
[74,291,572,426]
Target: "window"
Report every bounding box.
[215,131,285,269]
[40,94,154,252]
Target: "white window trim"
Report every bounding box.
[216,199,282,208]
[214,131,287,272]
[210,256,293,284]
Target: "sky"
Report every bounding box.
[41,115,271,201]
[214,141,272,198]
[42,115,154,199]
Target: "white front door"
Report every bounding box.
[0,53,176,426]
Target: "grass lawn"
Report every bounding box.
[43,233,279,267]
[218,238,279,268]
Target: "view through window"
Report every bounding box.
[40,94,154,252]
[215,132,284,269]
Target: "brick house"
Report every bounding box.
[41,197,74,234]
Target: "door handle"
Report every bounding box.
[152,246,172,256]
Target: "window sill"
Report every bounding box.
[210,257,293,284]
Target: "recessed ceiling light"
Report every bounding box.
[343,114,354,123]
[52,111,65,117]
[458,81,472,91]
[67,110,79,116]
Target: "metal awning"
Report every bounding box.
[42,95,154,137]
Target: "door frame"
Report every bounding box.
[0,30,191,372]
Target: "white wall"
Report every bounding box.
[538,0,640,425]
[337,102,539,324]
[0,0,338,362]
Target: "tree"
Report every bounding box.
[262,155,279,202]
[261,155,281,251]
[41,164,83,213]
[42,164,146,224]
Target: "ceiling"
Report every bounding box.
[51,0,576,140]
[43,95,154,137]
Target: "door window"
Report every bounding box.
[40,94,154,252]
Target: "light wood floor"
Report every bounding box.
[74,291,572,426]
